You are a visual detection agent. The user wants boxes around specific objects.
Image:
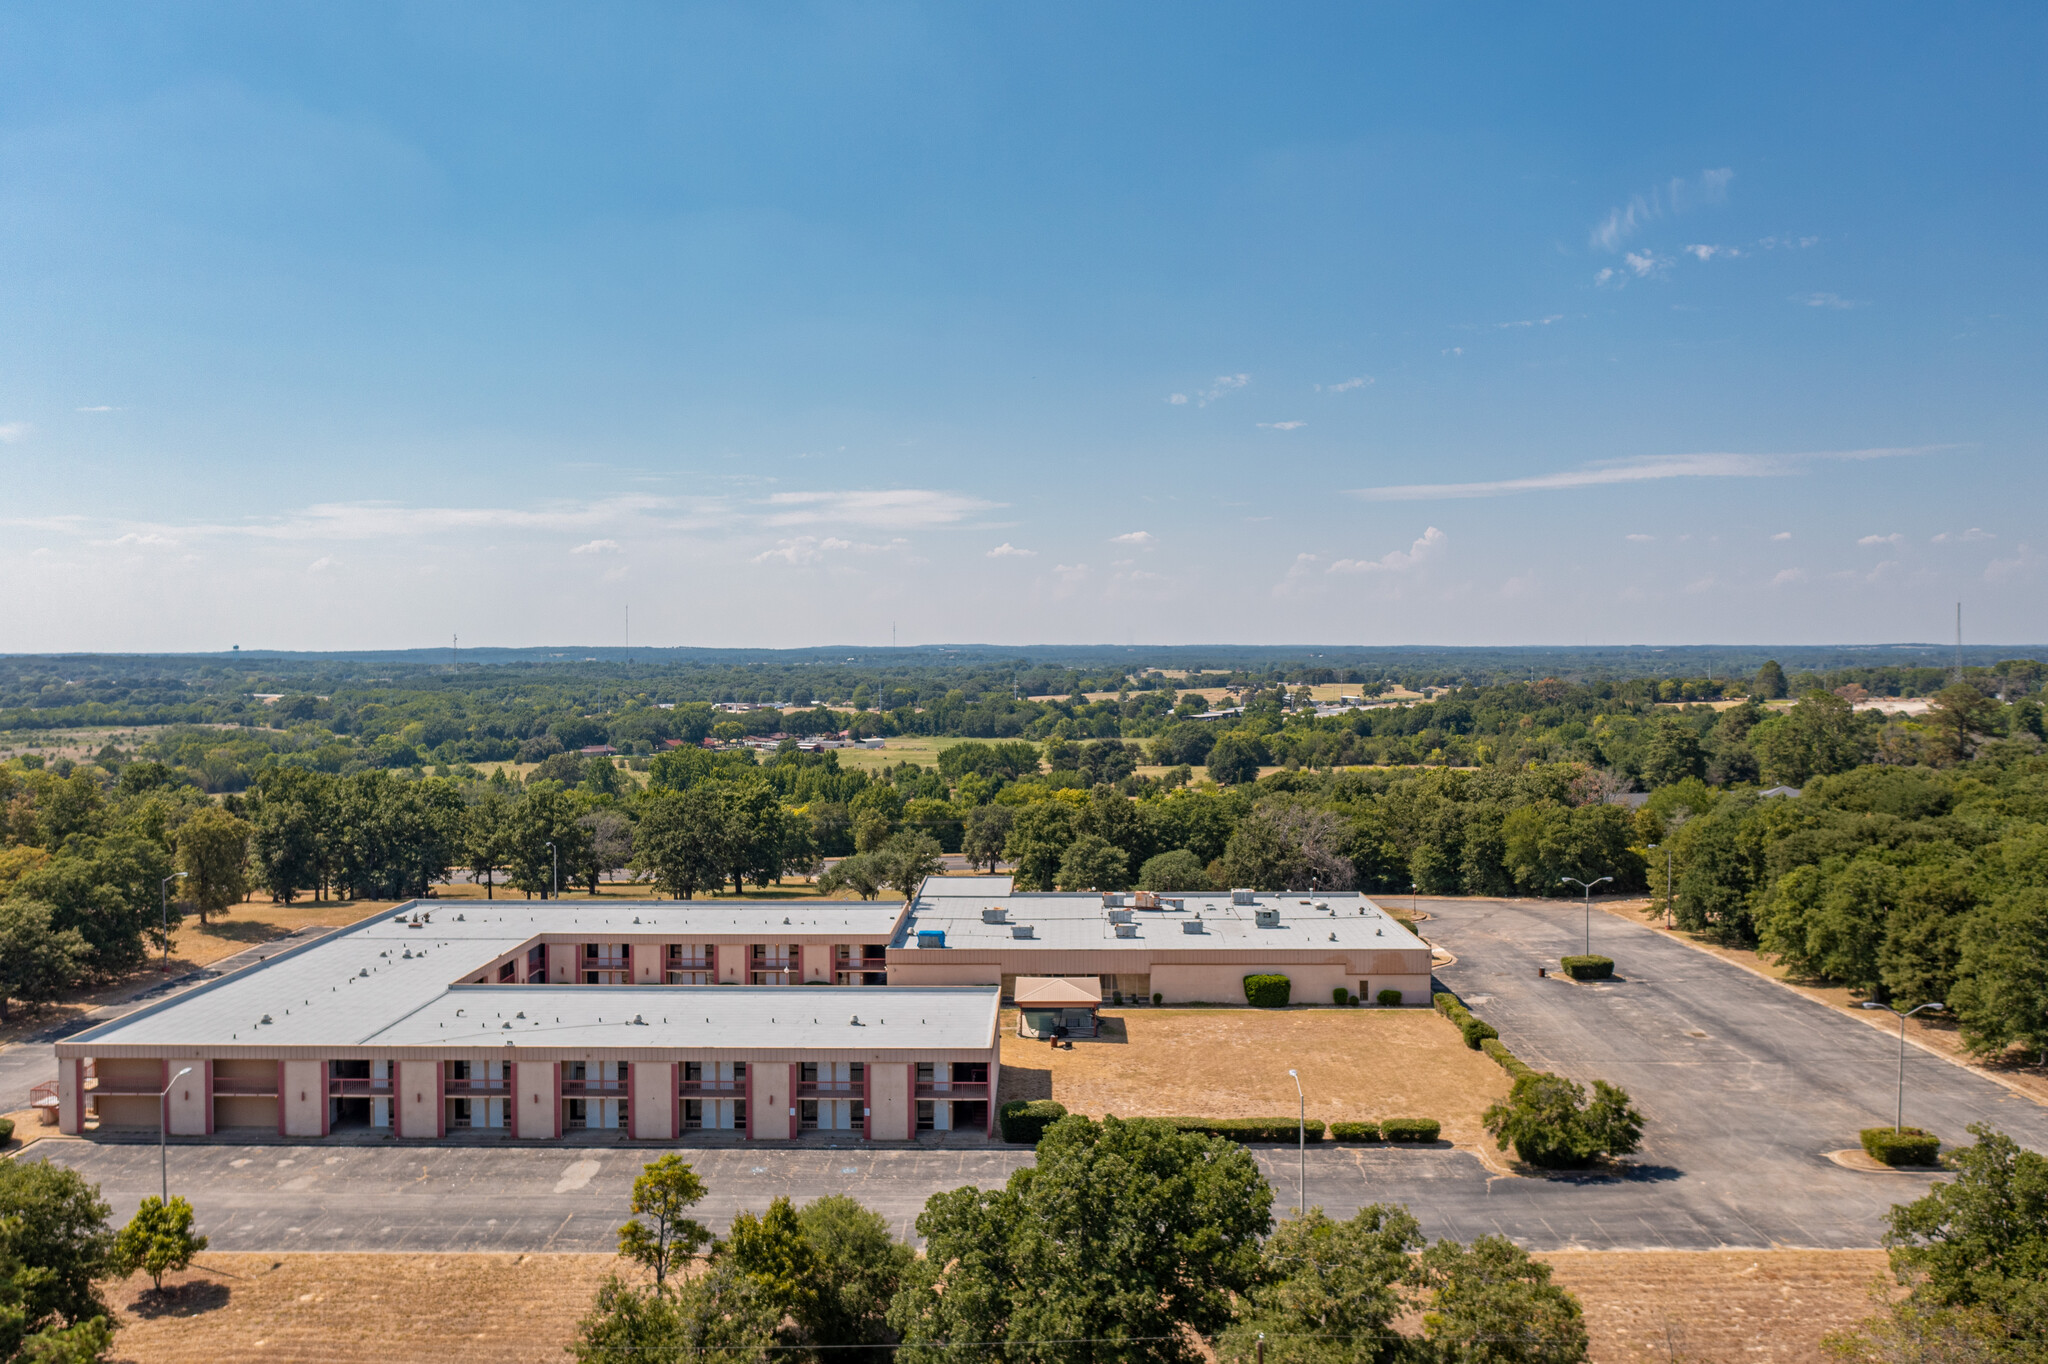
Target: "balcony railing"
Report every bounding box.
[583,957,630,971]
[915,1080,989,1098]
[562,1078,628,1094]
[327,1078,394,1097]
[679,1080,744,1094]
[212,1077,280,1096]
[444,1077,509,1094]
[667,958,713,972]
[797,1081,862,1096]
[85,1078,164,1097]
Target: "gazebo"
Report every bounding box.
[1014,976,1103,1039]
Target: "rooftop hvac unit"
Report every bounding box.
[915,930,947,948]
[1011,924,1035,939]
[1254,907,1281,927]
[1114,923,1139,938]
[1101,893,1126,908]
[1133,891,1159,909]
[1182,917,1205,935]
[981,907,1008,923]
[1106,908,1133,924]
[1232,888,1256,906]
[1161,897,1185,911]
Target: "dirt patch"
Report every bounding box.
[1595,899,2048,1107]
[1541,1249,1893,1363]
[998,1007,1512,1151]
[104,1252,634,1364]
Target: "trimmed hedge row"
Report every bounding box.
[1377,989,1404,1007]
[998,1099,1069,1144]
[1329,1121,1379,1142]
[1861,1127,1941,1167]
[1243,974,1292,1008]
[1156,1116,1327,1142]
[1560,955,1614,981]
[0,1117,13,1144]
[1481,1037,1539,1080]
[1434,992,1498,1049]
[1381,1118,1441,1142]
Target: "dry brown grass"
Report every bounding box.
[1542,1249,1892,1364]
[104,1253,634,1364]
[102,1249,1894,1364]
[997,1006,1512,1151]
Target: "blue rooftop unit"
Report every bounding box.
[915,928,947,948]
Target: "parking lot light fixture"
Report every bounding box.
[1861,1001,1944,1132]
[160,1066,193,1202]
[1286,1068,1305,1217]
[1559,876,1613,956]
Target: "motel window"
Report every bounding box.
[497,959,516,982]
[527,945,546,981]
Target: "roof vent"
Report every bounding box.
[981,907,1008,924]
[402,949,413,959]
[456,913,465,921]
[516,1011,525,1018]
[502,1021,512,1029]
[850,1015,863,1026]
[359,968,369,977]
[1328,932,1337,942]
[1106,908,1133,924]
[633,1015,646,1025]
[1011,924,1035,939]
[916,929,947,948]
[1102,893,1125,908]
[260,1014,273,1025]
[1182,917,1205,935]
[1254,908,1281,928]
[1114,923,1139,938]
[1232,889,1256,905]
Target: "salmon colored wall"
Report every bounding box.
[281,1060,327,1137]
[515,1062,558,1139]
[867,1062,910,1141]
[398,1060,441,1138]
[631,1063,675,1139]
[215,1095,278,1129]
[167,1064,208,1136]
[881,962,1004,987]
[752,1062,793,1140]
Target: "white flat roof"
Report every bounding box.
[64,899,980,1055]
[898,889,1429,954]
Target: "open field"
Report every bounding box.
[824,734,969,771]
[996,1006,1512,1151]
[98,1249,1893,1364]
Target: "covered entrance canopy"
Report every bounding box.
[1015,976,1103,1039]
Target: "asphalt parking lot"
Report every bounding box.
[18,896,2048,1253]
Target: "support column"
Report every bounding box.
[56,1057,83,1135]
[631,1063,674,1140]
[282,1061,327,1138]
[397,1060,440,1140]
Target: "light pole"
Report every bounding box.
[545,841,557,899]
[1559,876,1613,956]
[159,1067,193,1202]
[1861,1002,1945,1131]
[1286,1068,1305,1218]
[159,872,187,973]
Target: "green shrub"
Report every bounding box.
[998,1099,1069,1144]
[1376,989,1403,1007]
[1861,1127,1941,1167]
[0,1117,14,1144]
[1433,992,1458,1015]
[1458,1016,1498,1049]
[1560,955,1614,981]
[1152,992,1162,1005]
[1332,986,1349,1006]
[1347,992,1361,1006]
[1328,1121,1380,1142]
[1380,1118,1441,1143]
[1154,1116,1325,1143]
[1483,1073,1644,1168]
[1481,1037,1538,1080]
[1243,974,1292,1008]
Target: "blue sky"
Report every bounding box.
[2,3,2043,650]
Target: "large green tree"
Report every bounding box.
[1216,1205,1422,1364]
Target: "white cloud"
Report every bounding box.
[1590,168,1734,251]
[1771,531,1794,542]
[1321,376,1372,392]
[1858,533,1903,547]
[0,422,30,443]
[1932,528,1994,544]
[1053,562,1090,581]
[1625,251,1669,278]
[1595,268,1617,288]
[570,539,621,555]
[308,556,337,574]
[1683,244,1741,262]
[1258,421,1307,431]
[1759,235,1821,250]
[1349,446,1945,502]
[1771,567,1807,586]
[1986,544,2036,583]
[1328,526,1445,574]
[761,489,995,530]
[1167,393,1188,405]
[1191,374,1250,407]
[1110,531,1155,547]
[987,542,1036,558]
[1494,315,1565,329]
[1443,346,1464,356]
[104,532,175,548]
[1625,533,1655,543]
[74,405,118,413]
[1794,292,1861,309]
